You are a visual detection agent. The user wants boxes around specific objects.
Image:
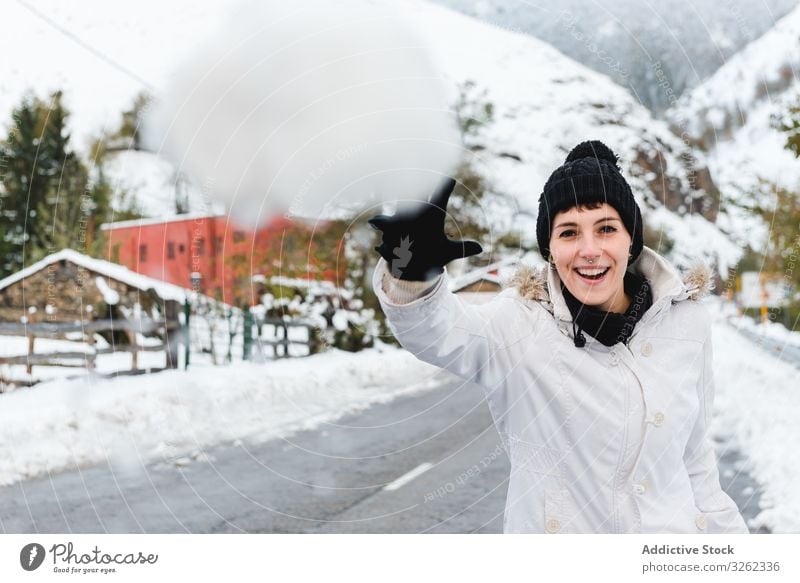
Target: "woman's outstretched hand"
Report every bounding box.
[368,177,483,281]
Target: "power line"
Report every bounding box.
[15,0,155,91]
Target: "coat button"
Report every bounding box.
[641,342,653,356]
[651,412,665,427]
[609,350,619,366]
[545,518,561,533]
[633,480,649,495]
[695,514,707,530]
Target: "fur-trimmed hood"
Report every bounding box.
[505,246,713,323]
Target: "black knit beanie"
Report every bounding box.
[536,140,643,263]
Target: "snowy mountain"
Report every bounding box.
[668,4,800,253]
[432,0,799,113]
[0,0,744,270]
[406,1,740,270]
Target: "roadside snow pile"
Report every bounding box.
[708,300,800,532]
[726,311,800,348]
[0,344,442,486]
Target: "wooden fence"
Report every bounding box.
[0,318,181,385]
[0,309,323,390]
[252,317,320,359]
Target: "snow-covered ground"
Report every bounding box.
[725,306,800,348]
[0,315,270,385]
[708,298,800,533]
[0,334,168,385]
[0,344,441,487]
[1,296,798,531]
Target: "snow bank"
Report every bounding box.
[0,345,441,486]
[1,296,798,532]
[709,299,800,532]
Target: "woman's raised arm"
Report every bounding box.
[373,258,542,390]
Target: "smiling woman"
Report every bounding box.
[537,142,651,349]
[550,207,631,311]
[549,203,649,348]
[554,203,631,323]
[369,140,748,534]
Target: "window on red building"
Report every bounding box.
[195,238,205,256]
[233,230,245,243]
[215,236,223,254]
[167,242,175,259]
[139,244,147,262]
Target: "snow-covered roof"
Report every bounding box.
[448,257,519,293]
[99,212,222,231]
[269,275,338,293]
[0,249,188,302]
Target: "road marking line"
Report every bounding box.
[383,462,434,491]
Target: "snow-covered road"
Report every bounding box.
[0,344,443,488]
[0,299,796,532]
[0,376,508,533]
[711,316,800,533]
[0,374,763,534]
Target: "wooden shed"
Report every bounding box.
[448,258,525,304]
[0,249,189,374]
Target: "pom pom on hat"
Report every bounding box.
[565,140,620,169]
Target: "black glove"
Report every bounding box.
[368,177,483,281]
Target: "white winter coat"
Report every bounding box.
[374,246,748,534]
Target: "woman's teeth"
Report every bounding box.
[575,267,610,280]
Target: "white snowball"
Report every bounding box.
[144,0,462,225]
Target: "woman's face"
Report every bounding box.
[549,203,632,313]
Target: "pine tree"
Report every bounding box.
[30,92,90,263]
[0,91,93,275]
[762,99,800,328]
[776,101,800,157]
[91,91,150,157]
[0,93,53,274]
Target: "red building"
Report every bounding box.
[100,214,344,304]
